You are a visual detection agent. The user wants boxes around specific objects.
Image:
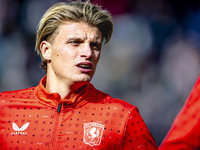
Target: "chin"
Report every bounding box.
[80,74,93,81]
[74,77,92,84]
[80,78,91,83]
[73,73,94,84]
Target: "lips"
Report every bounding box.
[77,64,91,69]
[76,62,93,73]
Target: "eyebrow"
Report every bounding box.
[67,37,83,41]
[67,37,102,44]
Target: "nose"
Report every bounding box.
[80,44,93,59]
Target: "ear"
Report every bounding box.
[40,41,52,60]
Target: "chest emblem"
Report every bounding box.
[83,122,104,146]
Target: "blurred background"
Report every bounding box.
[1,0,200,145]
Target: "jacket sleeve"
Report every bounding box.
[160,76,200,150]
[121,106,158,150]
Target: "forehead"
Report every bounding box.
[54,21,102,42]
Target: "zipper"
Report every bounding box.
[57,103,62,113]
[49,103,62,150]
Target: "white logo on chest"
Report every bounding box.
[11,122,30,135]
[83,122,104,146]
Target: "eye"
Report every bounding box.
[69,40,81,46]
[90,43,101,50]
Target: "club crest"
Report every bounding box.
[83,122,104,146]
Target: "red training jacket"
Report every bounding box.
[160,76,200,150]
[0,76,158,150]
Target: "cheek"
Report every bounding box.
[51,49,60,58]
[94,51,101,62]
[53,50,69,61]
[51,51,66,68]
[96,53,101,65]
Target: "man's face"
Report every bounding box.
[44,22,102,86]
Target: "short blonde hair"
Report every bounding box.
[35,0,113,72]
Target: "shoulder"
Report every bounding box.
[111,98,140,113]
[93,88,138,112]
[0,87,36,100]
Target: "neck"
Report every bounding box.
[45,75,87,99]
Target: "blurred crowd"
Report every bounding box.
[1,0,200,145]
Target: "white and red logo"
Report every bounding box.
[11,122,30,135]
[83,122,104,146]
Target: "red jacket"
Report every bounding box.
[0,76,158,150]
[160,76,200,150]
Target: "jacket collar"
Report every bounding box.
[34,76,95,108]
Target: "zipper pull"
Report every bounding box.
[57,103,62,113]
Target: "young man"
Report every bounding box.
[160,76,200,150]
[0,1,158,149]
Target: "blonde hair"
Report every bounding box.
[35,0,113,72]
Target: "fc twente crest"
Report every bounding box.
[83,122,104,146]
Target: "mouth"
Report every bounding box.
[77,64,92,69]
[76,62,93,73]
